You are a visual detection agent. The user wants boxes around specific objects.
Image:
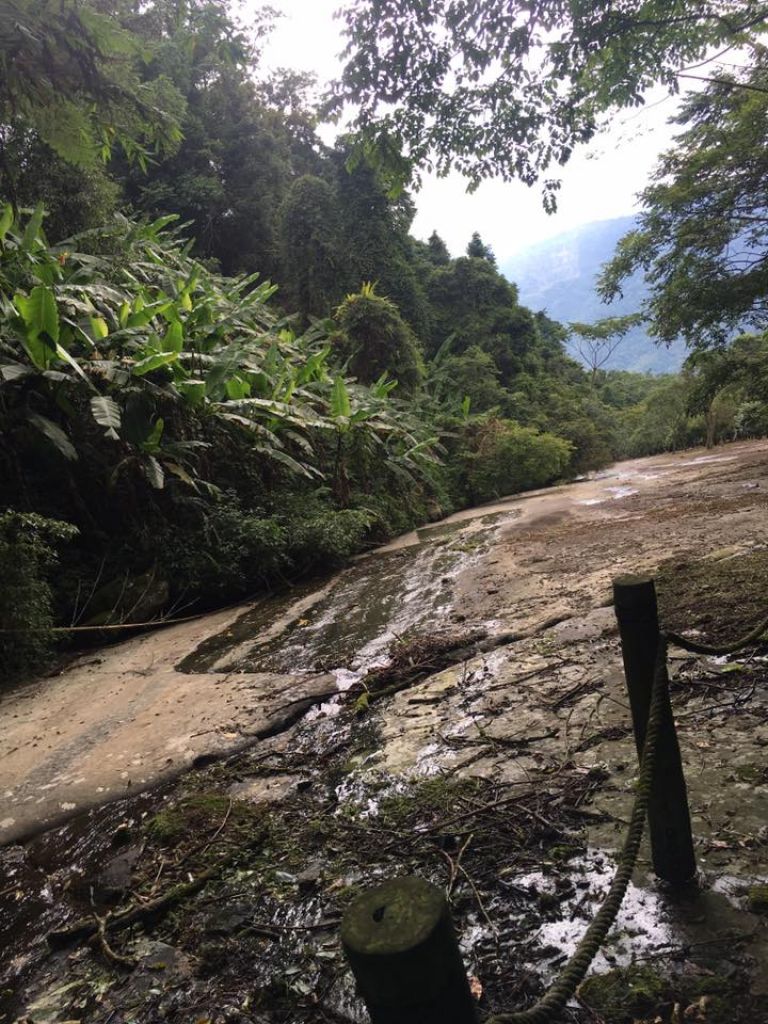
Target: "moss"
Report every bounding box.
[146,793,262,846]
[734,764,768,785]
[747,884,768,914]
[377,775,480,830]
[656,549,768,646]
[549,844,581,863]
[579,966,669,1024]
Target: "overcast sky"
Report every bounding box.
[254,0,685,265]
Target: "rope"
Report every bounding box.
[485,638,669,1024]
[665,610,768,656]
[0,612,206,635]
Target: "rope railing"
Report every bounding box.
[665,609,768,656]
[341,573,768,1024]
[484,636,668,1024]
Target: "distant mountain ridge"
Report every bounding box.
[503,216,687,374]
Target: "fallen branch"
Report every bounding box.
[91,912,137,969]
[47,864,223,950]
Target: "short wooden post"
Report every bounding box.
[613,574,696,885]
[341,875,478,1024]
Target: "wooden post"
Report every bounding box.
[341,875,478,1024]
[613,574,697,885]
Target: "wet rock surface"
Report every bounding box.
[3,441,768,1023]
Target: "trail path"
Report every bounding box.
[2,440,767,844]
[4,440,768,1024]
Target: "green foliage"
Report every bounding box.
[466,231,496,265]
[456,417,572,503]
[428,344,507,414]
[334,285,424,392]
[0,131,120,242]
[332,1,767,202]
[568,314,644,379]
[600,48,768,347]
[0,511,76,684]
[115,0,320,279]
[0,203,452,671]
[0,0,183,172]
[278,176,343,320]
[287,506,373,564]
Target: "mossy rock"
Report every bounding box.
[579,966,669,1023]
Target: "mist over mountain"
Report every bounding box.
[503,216,687,374]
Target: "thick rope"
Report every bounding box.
[665,611,768,656]
[485,638,669,1024]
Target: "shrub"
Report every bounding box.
[458,417,572,503]
[334,285,424,392]
[0,511,77,685]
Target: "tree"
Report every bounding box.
[426,230,450,266]
[116,0,323,278]
[0,130,119,240]
[568,314,643,381]
[278,175,343,320]
[334,284,424,392]
[332,142,430,337]
[600,49,768,348]
[0,0,182,188]
[466,231,496,265]
[429,344,507,413]
[331,1,768,205]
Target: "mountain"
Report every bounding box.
[503,216,687,374]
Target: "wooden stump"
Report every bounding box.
[341,875,478,1023]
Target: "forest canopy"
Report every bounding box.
[332,0,768,205]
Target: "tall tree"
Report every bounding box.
[278,175,343,319]
[600,48,768,348]
[332,142,430,337]
[466,231,496,265]
[116,0,322,277]
[426,230,450,266]
[331,1,768,206]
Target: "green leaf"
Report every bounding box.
[177,380,206,407]
[15,285,59,342]
[28,413,77,461]
[225,374,251,400]
[0,204,13,244]
[19,331,56,371]
[90,395,121,438]
[331,377,351,419]
[90,316,109,340]
[132,351,179,376]
[54,343,88,384]
[21,205,45,251]
[163,320,183,352]
[141,417,164,453]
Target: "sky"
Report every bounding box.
[253,0,686,265]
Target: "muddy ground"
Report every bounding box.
[3,440,768,1024]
